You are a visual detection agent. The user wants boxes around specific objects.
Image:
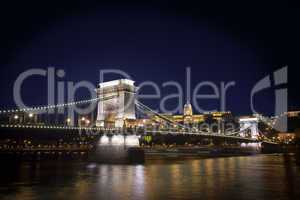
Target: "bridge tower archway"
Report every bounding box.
[96,79,137,128]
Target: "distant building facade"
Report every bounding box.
[124,102,234,132]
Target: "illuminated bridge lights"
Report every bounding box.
[0,97,108,114]
[0,93,287,144]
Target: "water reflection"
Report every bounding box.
[93,135,140,163]
[0,155,299,200]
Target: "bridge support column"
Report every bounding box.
[90,134,144,163]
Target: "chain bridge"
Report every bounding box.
[0,79,285,146]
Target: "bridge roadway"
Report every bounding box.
[146,130,258,143]
[0,124,263,143]
[0,95,283,146]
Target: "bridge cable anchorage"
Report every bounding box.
[135,100,256,139]
[255,111,300,129]
[256,114,277,129]
[221,125,253,136]
[0,95,118,114]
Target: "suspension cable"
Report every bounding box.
[0,95,118,114]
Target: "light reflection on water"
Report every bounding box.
[93,135,140,162]
[0,154,299,200]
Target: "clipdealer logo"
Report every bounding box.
[250,66,288,131]
[11,66,288,132]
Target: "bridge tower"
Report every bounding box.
[239,116,259,139]
[96,79,137,128]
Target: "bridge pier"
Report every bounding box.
[90,134,144,164]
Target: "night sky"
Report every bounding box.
[0,0,297,116]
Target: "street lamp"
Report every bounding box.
[66,118,71,126]
[28,113,33,118]
[14,115,19,119]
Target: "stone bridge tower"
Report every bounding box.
[239,116,259,139]
[96,79,137,128]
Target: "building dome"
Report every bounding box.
[184,102,193,116]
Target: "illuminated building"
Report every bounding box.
[124,119,151,128]
[6,112,38,124]
[276,132,296,143]
[123,102,233,131]
[183,101,193,125]
[78,116,92,127]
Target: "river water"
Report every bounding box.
[0,154,299,200]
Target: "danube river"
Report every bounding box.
[0,154,299,200]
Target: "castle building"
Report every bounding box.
[124,101,233,131]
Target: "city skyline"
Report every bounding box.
[0,2,299,200]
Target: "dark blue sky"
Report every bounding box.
[0,0,296,115]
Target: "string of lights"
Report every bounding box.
[0,124,115,131]
[0,123,257,141]
[0,95,293,142]
[0,95,118,114]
